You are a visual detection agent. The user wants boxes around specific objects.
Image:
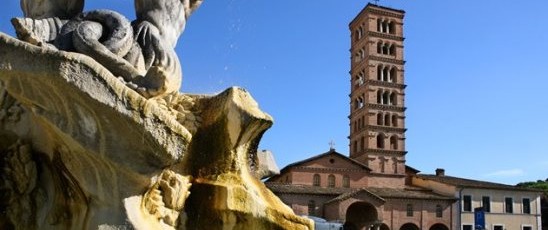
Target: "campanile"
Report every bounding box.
[348,3,407,183]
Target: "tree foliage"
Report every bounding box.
[517,179,548,196]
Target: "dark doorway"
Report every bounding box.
[429,223,449,230]
[345,202,378,230]
[400,223,419,230]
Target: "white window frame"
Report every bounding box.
[504,196,514,213]
[521,197,531,214]
[481,195,491,213]
[521,224,533,230]
[461,223,473,230]
[492,224,504,230]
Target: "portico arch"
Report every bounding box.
[345,202,378,230]
[400,223,419,230]
[429,223,449,230]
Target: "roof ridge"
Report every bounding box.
[415,174,542,192]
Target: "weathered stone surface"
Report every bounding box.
[15,0,204,98]
[0,33,313,229]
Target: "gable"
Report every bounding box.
[299,152,368,171]
[327,188,385,206]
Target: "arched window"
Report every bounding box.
[355,27,363,41]
[436,204,443,218]
[389,68,397,83]
[313,174,320,186]
[378,20,390,33]
[389,44,396,55]
[343,175,350,188]
[390,92,396,105]
[328,174,336,188]
[377,19,382,32]
[390,136,398,150]
[377,133,385,149]
[308,200,316,216]
[377,113,383,125]
[379,158,385,173]
[360,136,365,151]
[353,140,357,154]
[389,21,395,34]
[355,97,364,109]
[382,43,389,55]
[383,91,390,105]
[383,67,389,82]
[377,65,383,81]
[384,113,390,126]
[359,97,364,108]
[377,42,382,54]
[377,90,383,104]
[392,115,398,127]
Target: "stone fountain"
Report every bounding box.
[0,0,312,229]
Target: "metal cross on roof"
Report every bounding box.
[373,0,380,4]
[329,140,336,150]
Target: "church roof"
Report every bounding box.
[265,183,455,201]
[406,165,421,174]
[277,149,371,173]
[415,174,541,192]
[265,182,352,196]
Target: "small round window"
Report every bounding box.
[329,159,335,164]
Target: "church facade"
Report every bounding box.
[266,3,543,230]
[267,149,456,230]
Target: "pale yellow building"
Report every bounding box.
[412,169,543,230]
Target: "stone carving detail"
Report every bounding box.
[0,1,313,228]
[142,170,192,228]
[12,0,203,98]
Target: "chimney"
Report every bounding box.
[435,168,445,176]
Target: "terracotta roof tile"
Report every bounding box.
[415,174,542,192]
[265,182,352,196]
[277,149,371,173]
[265,183,455,201]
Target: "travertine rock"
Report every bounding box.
[0,33,313,229]
[14,0,203,98]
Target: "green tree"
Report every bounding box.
[516,179,548,194]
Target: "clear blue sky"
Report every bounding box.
[1,0,547,185]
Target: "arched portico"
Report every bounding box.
[400,223,419,230]
[345,202,379,230]
[429,223,449,230]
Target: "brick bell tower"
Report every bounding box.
[348,4,407,182]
